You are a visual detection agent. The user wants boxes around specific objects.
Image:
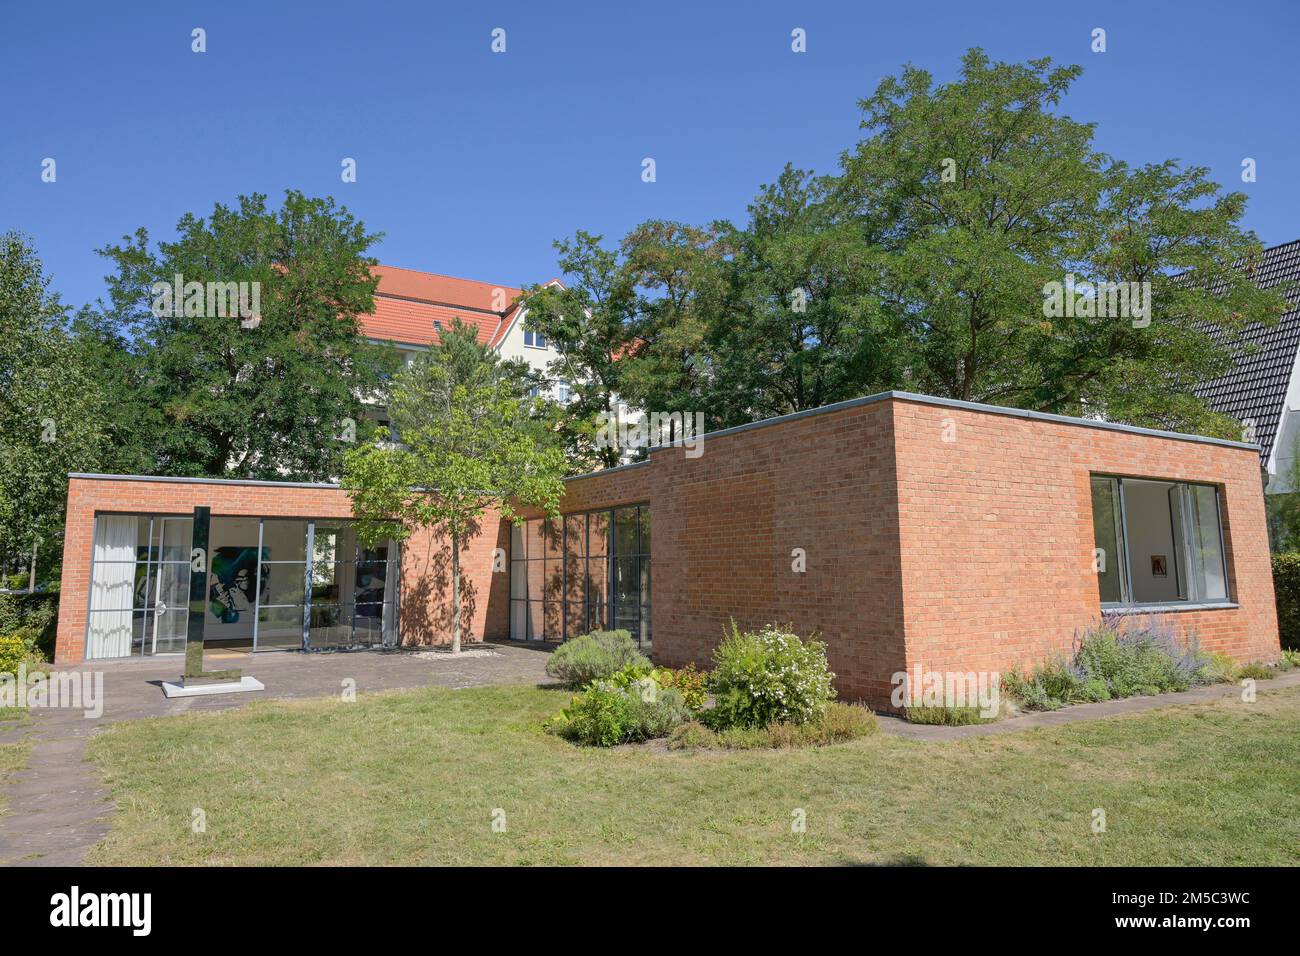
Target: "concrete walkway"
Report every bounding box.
[0,643,555,866]
[877,668,1300,740]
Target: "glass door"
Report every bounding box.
[147,517,192,656]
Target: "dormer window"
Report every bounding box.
[523,326,547,349]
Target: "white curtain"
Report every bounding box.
[383,541,398,645]
[88,516,137,659]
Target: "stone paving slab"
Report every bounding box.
[877,668,1300,741]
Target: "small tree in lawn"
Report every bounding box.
[343,319,566,653]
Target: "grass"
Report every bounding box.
[84,683,1300,866]
[0,737,31,819]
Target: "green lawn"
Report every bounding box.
[85,684,1300,866]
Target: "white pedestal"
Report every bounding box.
[161,676,265,698]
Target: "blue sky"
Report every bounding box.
[2,0,1297,310]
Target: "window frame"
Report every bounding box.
[1090,473,1232,609]
[523,326,547,349]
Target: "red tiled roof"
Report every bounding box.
[360,264,525,348]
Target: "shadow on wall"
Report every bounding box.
[399,517,509,646]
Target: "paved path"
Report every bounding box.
[0,643,555,866]
[877,668,1300,740]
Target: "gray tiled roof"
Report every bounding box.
[1193,240,1300,462]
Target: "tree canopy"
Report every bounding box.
[523,49,1287,460]
[77,190,398,480]
[0,232,108,566]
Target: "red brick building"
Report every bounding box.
[56,391,1281,709]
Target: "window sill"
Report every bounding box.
[1102,602,1238,615]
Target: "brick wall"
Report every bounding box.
[55,477,508,662]
[521,401,908,705]
[891,398,1279,680]
[58,394,1281,710]
[533,395,1279,710]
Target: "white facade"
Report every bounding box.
[1265,352,1300,494]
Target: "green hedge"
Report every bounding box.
[0,591,60,660]
[1273,553,1300,651]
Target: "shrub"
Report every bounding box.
[814,702,879,741]
[656,664,708,713]
[1003,659,1082,711]
[1005,615,1205,711]
[627,686,691,739]
[671,703,877,750]
[1272,552,1300,650]
[668,721,719,750]
[705,623,835,729]
[544,629,650,688]
[905,705,994,726]
[0,592,58,660]
[1235,661,1274,680]
[545,671,691,747]
[548,685,636,747]
[0,635,25,677]
[1075,617,1201,698]
[1280,649,1300,671]
[1196,650,1237,683]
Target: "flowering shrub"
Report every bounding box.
[545,666,692,746]
[653,664,708,712]
[1006,615,1208,711]
[704,623,836,729]
[0,635,25,677]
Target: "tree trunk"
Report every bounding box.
[450,530,462,655]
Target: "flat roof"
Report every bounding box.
[645,390,1261,454]
[68,473,342,489]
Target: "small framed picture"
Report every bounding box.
[1151,555,1167,577]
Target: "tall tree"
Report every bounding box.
[0,233,107,573]
[838,49,1286,432]
[618,220,735,432]
[83,190,398,480]
[342,319,565,653]
[609,50,1286,439]
[708,169,898,424]
[516,232,640,470]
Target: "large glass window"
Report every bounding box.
[86,515,193,660]
[85,513,399,659]
[510,504,651,645]
[1089,476,1229,606]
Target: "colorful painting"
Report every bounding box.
[208,547,269,624]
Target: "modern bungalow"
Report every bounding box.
[55,390,1281,710]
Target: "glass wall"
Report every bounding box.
[85,513,399,659]
[86,515,193,660]
[308,521,398,650]
[510,504,651,645]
